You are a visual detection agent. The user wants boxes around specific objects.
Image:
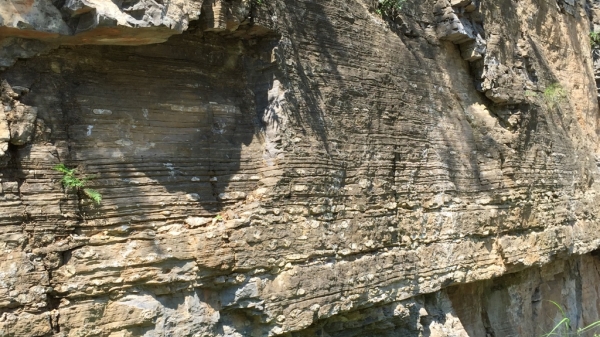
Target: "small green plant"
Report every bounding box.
[542,301,600,337]
[543,83,566,108]
[211,214,224,226]
[54,163,102,205]
[376,0,407,16]
[590,31,600,49]
[525,90,538,98]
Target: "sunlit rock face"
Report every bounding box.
[1,0,600,336]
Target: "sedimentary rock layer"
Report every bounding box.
[1,0,600,336]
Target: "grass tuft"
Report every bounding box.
[542,301,600,337]
[543,83,566,108]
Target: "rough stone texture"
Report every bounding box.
[0,0,600,336]
[590,0,600,100]
[285,254,600,337]
[0,0,203,38]
[0,80,39,155]
[0,0,253,67]
[1,80,39,146]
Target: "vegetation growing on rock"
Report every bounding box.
[376,0,406,15]
[54,163,102,204]
[543,83,566,108]
[590,31,600,49]
[543,301,600,337]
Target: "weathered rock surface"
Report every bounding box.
[0,0,256,67]
[0,80,39,155]
[1,0,600,336]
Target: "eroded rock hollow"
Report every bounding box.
[2,0,600,336]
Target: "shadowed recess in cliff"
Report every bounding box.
[272,0,358,156]
[446,256,600,337]
[0,28,280,222]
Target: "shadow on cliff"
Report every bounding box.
[272,0,356,156]
[0,27,281,222]
[0,0,359,221]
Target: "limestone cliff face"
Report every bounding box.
[1,0,600,336]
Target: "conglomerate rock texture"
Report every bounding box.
[2,0,600,336]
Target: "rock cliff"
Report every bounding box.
[1,0,600,336]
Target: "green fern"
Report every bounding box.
[54,163,102,205]
[53,163,73,175]
[63,174,84,188]
[83,189,102,204]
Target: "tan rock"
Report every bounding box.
[0,0,599,336]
